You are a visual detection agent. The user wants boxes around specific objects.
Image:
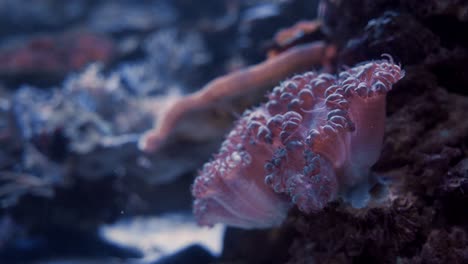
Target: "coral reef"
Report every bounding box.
[1,0,468,263]
[192,59,404,228]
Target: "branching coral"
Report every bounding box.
[192,58,404,229]
[138,41,335,152]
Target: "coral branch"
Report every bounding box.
[139,41,335,152]
[192,58,404,228]
[274,21,322,47]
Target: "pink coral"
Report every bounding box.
[192,58,405,229]
[139,41,336,152]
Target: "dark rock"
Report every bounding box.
[88,1,177,34]
[401,228,468,264]
[402,0,468,21]
[153,245,214,264]
[0,228,142,262]
[283,1,468,263]
[0,0,90,36]
[319,0,400,44]
[340,11,441,65]
[220,226,296,264]
[238,0,319,63]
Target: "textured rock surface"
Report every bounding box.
[282,1,468,263]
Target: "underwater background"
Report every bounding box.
[0,0,467,263]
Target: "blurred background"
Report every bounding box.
[0,0,318,263]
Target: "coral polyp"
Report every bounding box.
[192,58,405,229]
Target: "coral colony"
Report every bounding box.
[192,58,405,229]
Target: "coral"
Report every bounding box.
[191,58,404,228]
[139,41,335,152]
[268,20,324,57]
[288,71,468,262]
[273,20,322,48]
[0,31,115,77]
[0,145,61,208]
[119,28,210,96]
[10,63,216,184]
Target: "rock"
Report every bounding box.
[153,245,214,264]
